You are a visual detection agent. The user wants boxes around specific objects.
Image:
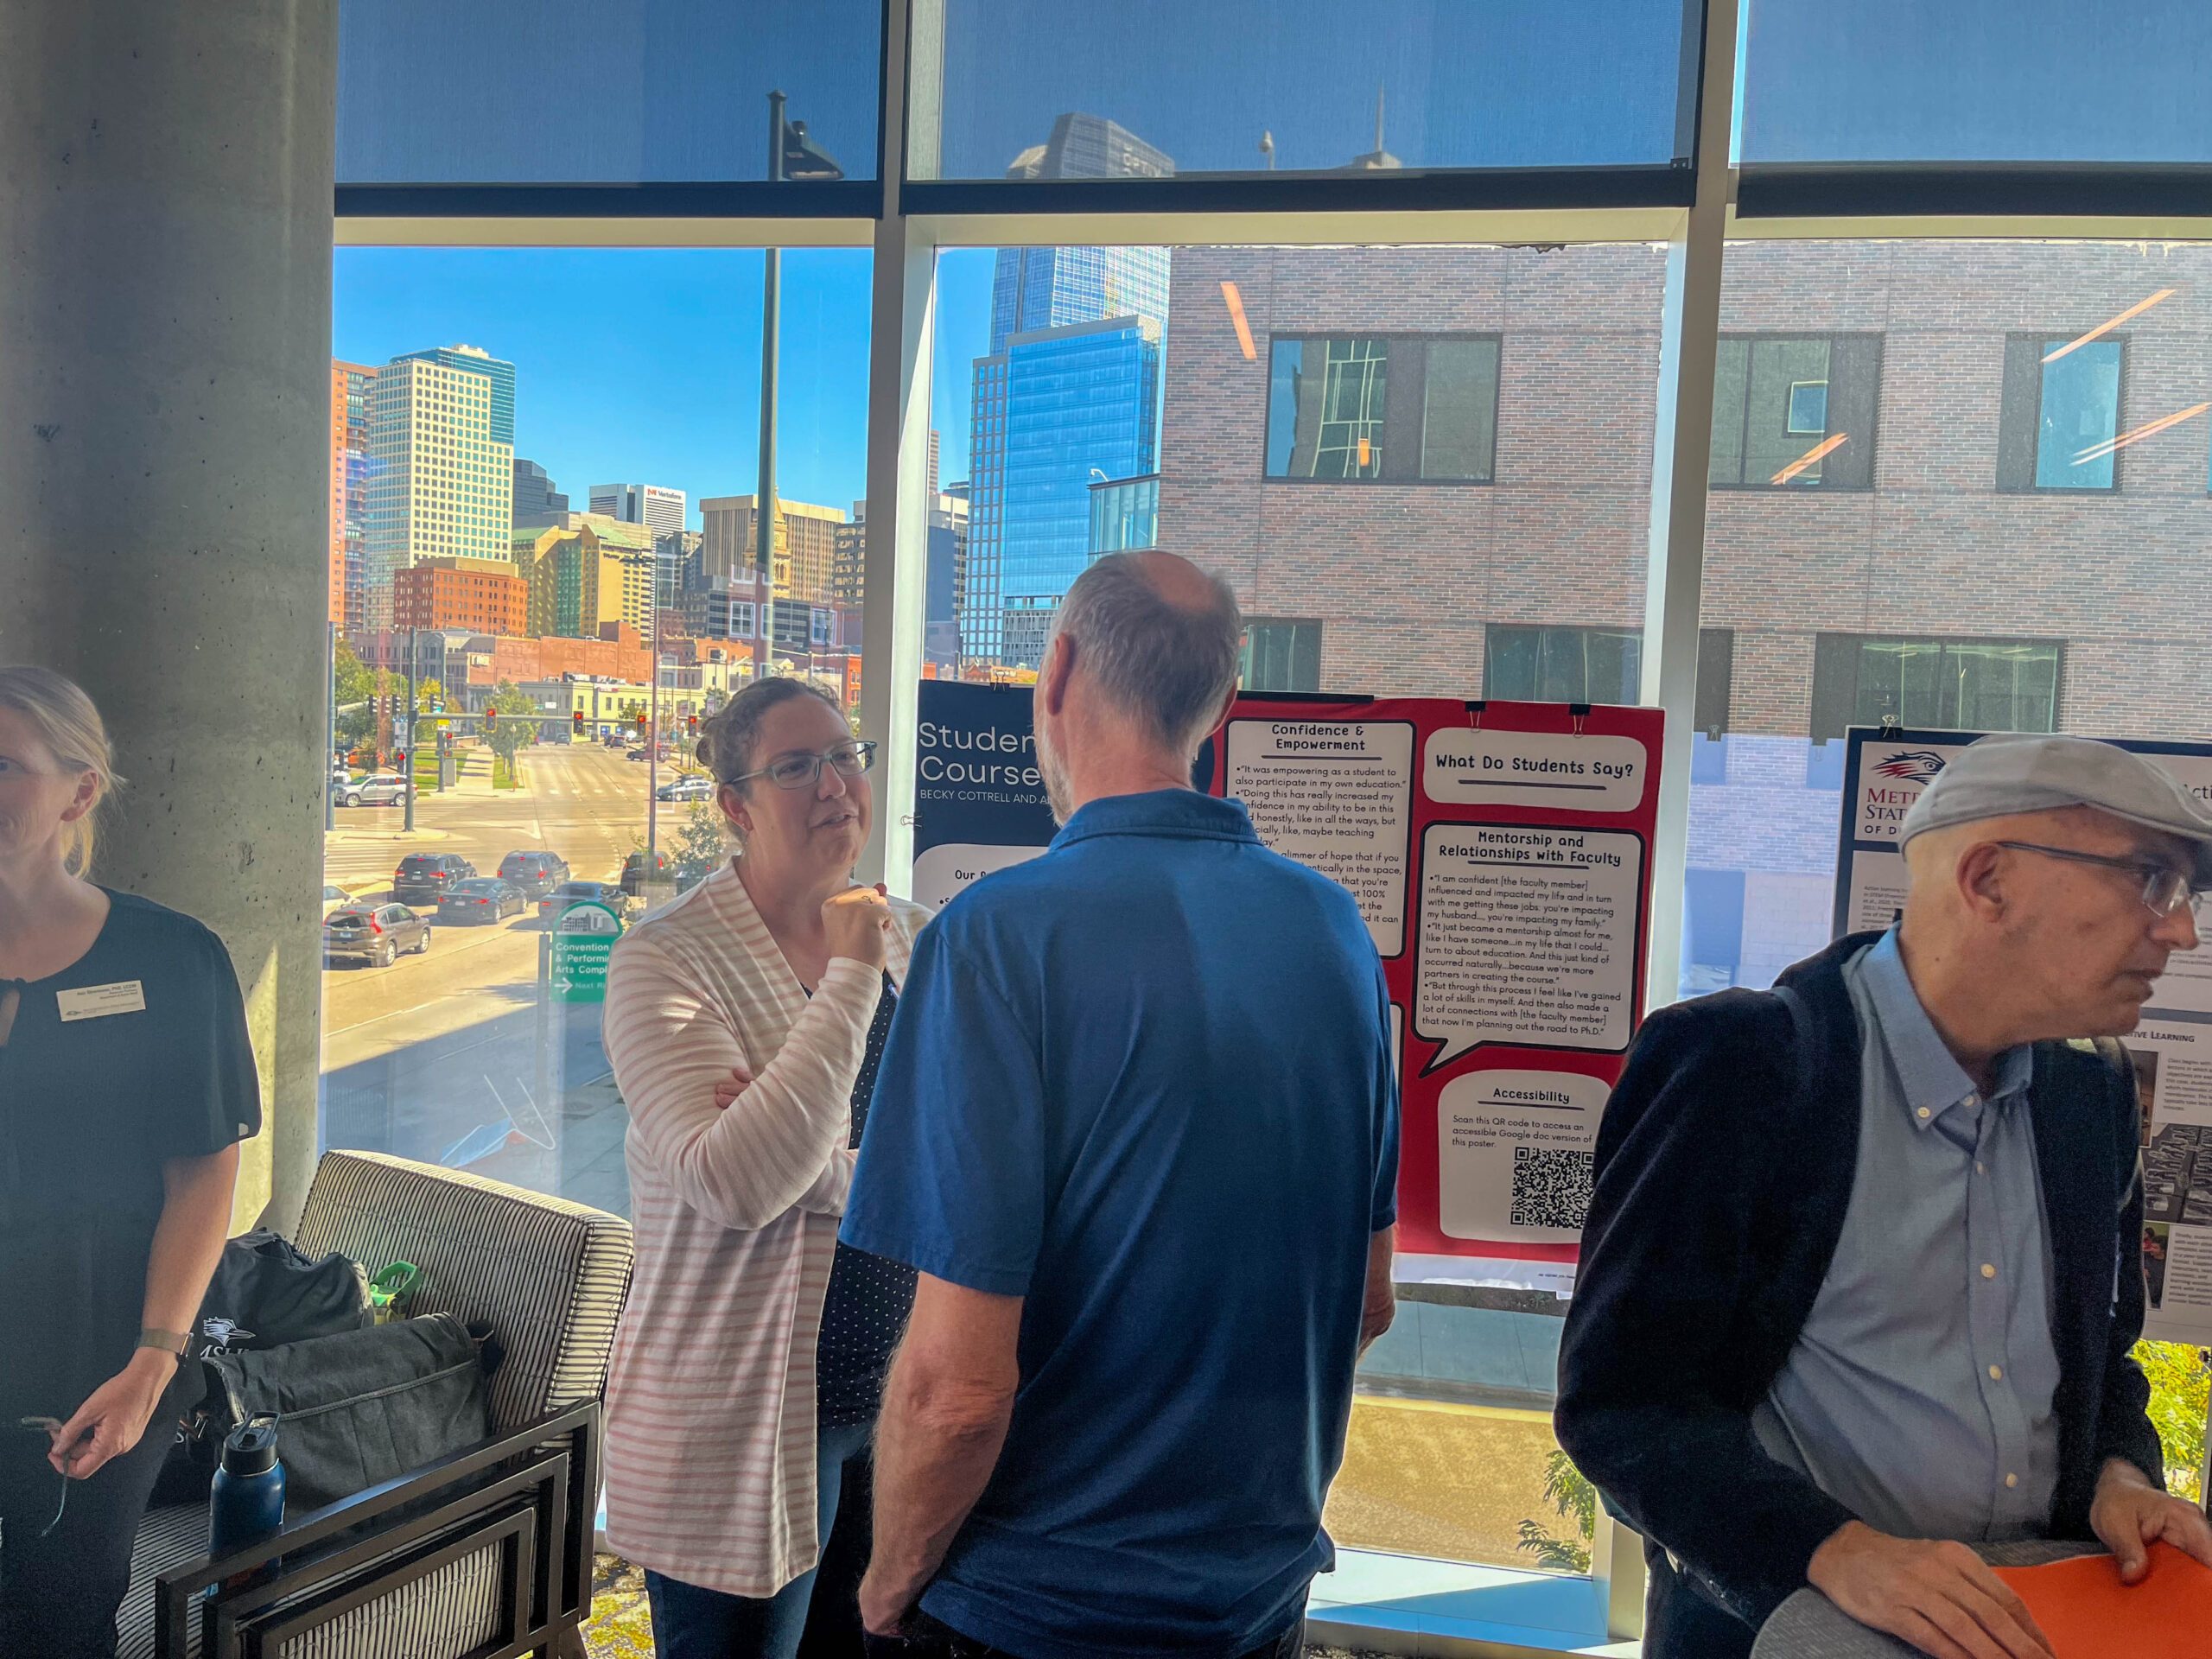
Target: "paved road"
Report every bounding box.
[319,742,693,1211]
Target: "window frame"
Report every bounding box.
[1707,330,1883,492]
[1808,632,2068,741]
[1997,330,2129,496]
[1261,331,1503,486]
[1241,617,1325,692]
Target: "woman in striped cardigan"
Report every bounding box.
[601,677,931,1659]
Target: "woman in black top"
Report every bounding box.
[0,666,259,1658]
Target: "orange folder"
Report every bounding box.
[1990,1544,2212,1657]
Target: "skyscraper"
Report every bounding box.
[697,495,845,604]
[966,115,1173,664]
[984,317,1161,668]
[512,458,569,529]
[588,481,687,538]
[361,344,516,631]
[329,360,377,633]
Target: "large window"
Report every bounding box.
[1485,626,1735,733]
[326,246,871,1215]
[1999,334,2126,492]
[1688,240,2210,1002]
[1809,635,2063,741]
[913,1,1699,183]
[1709,335,1881,490]
[337,1,882,185]
[1265,335,1500,482]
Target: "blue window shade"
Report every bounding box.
[918,0,1694,181]
[1743,0,2212,164]
[339,0,881,183]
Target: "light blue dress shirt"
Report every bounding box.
[1752,930,2063,1541]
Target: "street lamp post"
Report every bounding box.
[755,92,843,683]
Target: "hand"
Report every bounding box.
[858,1565,917,1638]
[823,884,891,970]
[49,1350,175,1479]
[714,1068,748,1110]
[2090,1459,2212,1582]
[1808,1521,2054,1659]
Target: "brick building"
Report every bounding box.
[391,555,527,635]
[1160,239,2212,988]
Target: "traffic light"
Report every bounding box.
[572,710,585,733]
[636,711,649,732]
[393,749,405,772]
[484,706,498,729]
[686,714,699,736]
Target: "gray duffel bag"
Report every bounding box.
[199,1312,494,1511]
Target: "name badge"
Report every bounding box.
[56,981,147,1022]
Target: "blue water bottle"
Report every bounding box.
[208,1412,285,1567]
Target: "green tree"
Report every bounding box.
[333,640,376,750]
[2138,1340,2209,1503]
[416,677,447,715]
[1517,1450,1596,1574]
[668,801,728,884]
[483,680,537,778]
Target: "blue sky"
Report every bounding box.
[336,245,1002,527]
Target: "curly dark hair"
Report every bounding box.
[696,676,844,789]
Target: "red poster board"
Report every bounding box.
[1205,693,1665,1266]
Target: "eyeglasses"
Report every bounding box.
[16,1417,68,1537]
[1993,842,2208,919]
[727,741,877,791]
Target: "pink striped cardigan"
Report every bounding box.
[601,862,929,1596]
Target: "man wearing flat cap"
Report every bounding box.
[1558,734,2212,1659]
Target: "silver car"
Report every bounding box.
[338,772,410,808]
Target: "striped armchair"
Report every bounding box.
[121,1151,633,1659]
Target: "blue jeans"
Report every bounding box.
[646,1418,875,1659]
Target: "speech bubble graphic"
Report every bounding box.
[1228,718,1415,956]
[911,842,1045,912]
[1436,1068,1608,1243]
[1424,728,1648,813]
[1414,823,1642,1075]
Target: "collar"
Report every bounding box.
[1049,789,1262,851]
[1856,928,2034,1131]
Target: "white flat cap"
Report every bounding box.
[1899,733,2212,884]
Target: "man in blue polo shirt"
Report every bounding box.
[842,550,1400,1659]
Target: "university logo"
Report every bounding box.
[1872,749,1948,785]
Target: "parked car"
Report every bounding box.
[321,883,356,918]
[323,903,431,968]
[496,849,571,899]
[539,880,630,924]
[392,852,477,905]
[439,878,525,924]
[620,849,673,895]
[655,775,714,803]
[337,772,409,808]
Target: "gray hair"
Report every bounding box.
[1049,552,1242,755]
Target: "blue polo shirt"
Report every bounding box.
[842,789,1398,1659]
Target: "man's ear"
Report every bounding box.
[1039,633,1076,720]
[1955,839,2009,922]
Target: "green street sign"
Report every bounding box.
[550,901,623,1002]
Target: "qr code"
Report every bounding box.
[1509,1145,1594,1230]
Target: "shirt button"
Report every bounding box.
[1977,1161,1986,1174]
[1989,1364,2005,1382]
[1981,1264,1998,1280]
[1916,1107,1932,1121]
[2005,1473,2020,1489]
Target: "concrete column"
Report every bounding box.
[0,3,338,1231]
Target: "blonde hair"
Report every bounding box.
[0,665,124,876]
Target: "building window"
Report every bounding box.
[1809,635,2064,741]
[1242,620,1323,692]
[1484,625,1735,731]
[1265,335,1500,483]
[1708,334,1881,489]
[1999,334,2124,492]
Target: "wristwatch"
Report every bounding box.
[137,1327,192,1360]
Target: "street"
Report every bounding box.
[319,741,702,1214]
